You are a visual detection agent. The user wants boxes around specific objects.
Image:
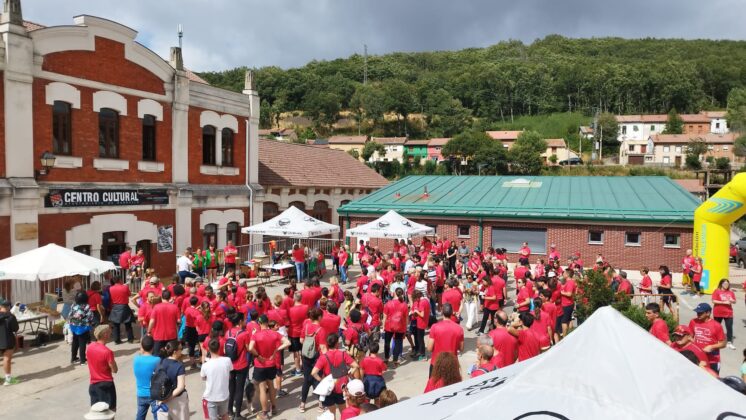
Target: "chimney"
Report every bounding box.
[244,69,255,91]
[1,0,22,26]
[422,185,429,198]
[170,46,184,71]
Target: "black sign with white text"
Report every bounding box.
[44,189,169,208]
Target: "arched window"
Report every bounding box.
[52,101,72,155]
[312,200,331,222]
[203,125,216,165]
[99,108,119,158]
[203,223,218,249]
[142,114,156,161]
[226,222,240,246]
[222,128,234,166]
[289,201,305,212]
[263,202,279,222]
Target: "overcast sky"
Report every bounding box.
[23,0,746,72]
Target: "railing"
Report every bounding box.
[236,238,341,263]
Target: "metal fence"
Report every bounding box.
[237,238,341,262]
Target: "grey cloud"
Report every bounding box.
[23,0,746,71]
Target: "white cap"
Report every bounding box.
[346,378,365,396]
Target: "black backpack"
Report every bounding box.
[150,360,176,401]
[354,326,370,353]
[224,329,244,362]
[324,352,349,380]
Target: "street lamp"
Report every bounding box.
[36,151,56,177]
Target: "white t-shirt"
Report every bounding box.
[176,255,193,272]
[200,356,232,401]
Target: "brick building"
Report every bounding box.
[0,2,262,277]
[338,176,698,272]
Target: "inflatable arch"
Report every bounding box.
[693,172,746,294]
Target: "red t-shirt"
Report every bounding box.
[109,284,131,305]
[314,349,355,393]
[184,306,201,328]
[441,288,463,315]
[712,289,735,318]
[195,313,214,335]
[516,329,541,361]
[320,311,342,335]
[288,304,309,338]
[489,328,518,368]
[529,315,551,348]
[302,322,327,353]
[541,302,557,329]
[118,252,131,269]
[202,335,226,356]
[292,248,305,263]
[150,302,180,341]
[87,290,103,310]
[223,245,237,264]
[267,308,289,327]
[86,342,114,384]
[514,266,528,281]
[688,318,726,363]
[649,318,669,343]
[227,326,251,370]
[362,294,383,327]
[671,341,709,364]
[356,275,369,297]
[343,321,369,345]
[617,279,633,295]
[470,362,496,378]
[360,355,387,376]
[340,406,361,420]
[424,377,444,393]
[560,279,576,307]
[251,328,282,368]
[300,288,317,307]
[428,319,464,366]
[660,275,672,288]
[415,298,431,330]
[515,287,531,312]
[639,275,653,293]
[137,303,153,328]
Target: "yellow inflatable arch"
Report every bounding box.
[693,172,746,294]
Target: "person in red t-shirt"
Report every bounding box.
[225,313,252,416]
[470,345,496,378]
[424,352,461,393]
[712,279,736,349]
[639,267,653,297]
[362,284,384,331]
[87,281,105,325]
[657,265,675,314]
[478,277,500,334]
[508,312,541,362]
[108,278,134,344]
[441,279,463,322]
[360,341,387,400]
[147,290,180,355]
[222,240,238,276]
[86,325,118,410]
[299,308,327,411]
[559,270,577,338]
[340,379,367,420]
[410,290,430,360]
[287,292,309,376]
[645,302,671,345]
[670,325,708,366]
[690,257,703,297]
[689,302,727,373]
[489,311,518,368]
[183,296,202,366]
[320,301,343,337]
[250,314,290,418]
[118,246,132,271]
[292,243,307,283]
[427,303,464,376]
[312,333,359,416]
[518,242,531,265]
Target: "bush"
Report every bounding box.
[619,304,677,340]
[575,270,614,324]
[685,154,702,170]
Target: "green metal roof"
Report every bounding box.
[337,175,699,224]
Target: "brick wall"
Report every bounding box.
[344,215,692,272]
[42,37,165,95]
[0,216,9,259]
[33,78,173,183]
[187,106,246,185]
[0,71,4,178]
[190,207,250,249]
[38,210,176,276]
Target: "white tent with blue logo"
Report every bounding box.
[241,205,339,238]
[362,306,746,420]
[346,210,434,240]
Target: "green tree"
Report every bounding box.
[382,79,418,136]
[441,130,507,175]
[347,149,360,160]
[575,270,615,325]
[596,112,619,148]
[727,87,746,133]
[303,91,341,129]
[361,141,386,162]
[663,108,684,134]
[685,137,708,170]
[349,83,387,131]
[509,130,547,175]
[734,135,746,158]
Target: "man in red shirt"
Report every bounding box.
[86,325,118,410]
[362,284,384,333]
[470,345,496,378]
[645,303,671,345]
[321,301,342,337]
[227,312,252,417]
[223,240,238,276]
[147,290,180,355]
[250,314,290,418]
[688,303,726,373]
[559,269,576,339]
[518,242,531,265]
[287,292,308,376]
[300,279,317,307]
[670,325,708,366]
[441,279,463,321]
[118,246,132,271]
[292,243,307,283]
[108,278,134,344]
[489,311,518,367]
[616,271,633,296]
[426,303,464,376]
[508,312,541,362]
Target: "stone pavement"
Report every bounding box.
[2,265,744,420]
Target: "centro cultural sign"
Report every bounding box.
[44,189,169,208]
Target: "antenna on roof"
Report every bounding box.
[178,24,183,50]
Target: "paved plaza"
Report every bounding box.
[2,265,744,420]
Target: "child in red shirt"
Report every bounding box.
[360,341,387,401]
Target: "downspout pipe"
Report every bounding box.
[245,118,254,247]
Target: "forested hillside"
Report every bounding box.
[199,36,746,138]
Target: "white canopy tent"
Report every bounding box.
[346,210,435,240]
[363,307,746,420]
[241,205,340,238]
[0,243,116,303]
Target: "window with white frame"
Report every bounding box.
[588,230,604,244]
[625,232,641,246]
[663,146,670,152]
[724,145,730,151]
[675,146,682,153]
[664,233,681,248]
[663,156,670,164]
[492,228,547,254]
[457,225,470,238]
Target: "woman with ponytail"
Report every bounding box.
[155,340,189,419]
[382,287,409,365]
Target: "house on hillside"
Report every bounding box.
[370,137,407,163]
[404,139,430,163]
[579,126,594,140]
[486,131,523,149]
[702,111,728,134]
[542,139,573,163]
[619,133,737,166]
[427,138,451,162]
[616,111,729,143]
[328,135,368,161]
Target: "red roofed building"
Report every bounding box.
[427,138,451,162]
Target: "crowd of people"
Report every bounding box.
[0,237,743,419]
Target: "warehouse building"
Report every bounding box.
[338,176,698,272]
